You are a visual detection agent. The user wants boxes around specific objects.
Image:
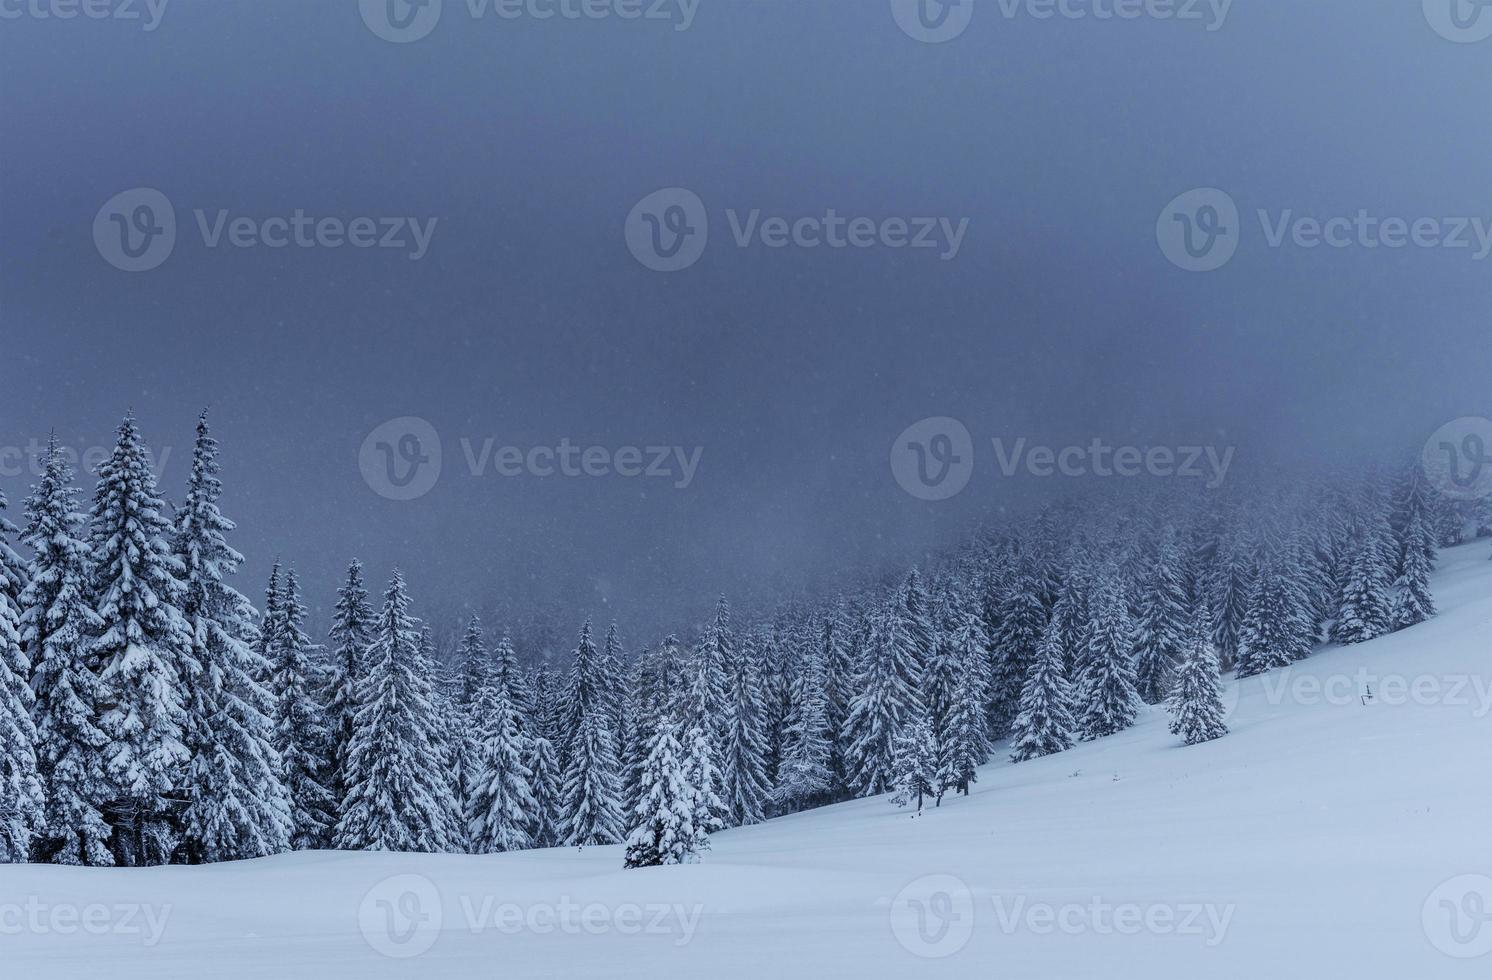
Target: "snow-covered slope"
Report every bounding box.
[7,544,1491,979]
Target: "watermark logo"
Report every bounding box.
[891,417,975,501]
[1,436,173,480]
[890,0,974,43]
[360,0,443,43]
[360,873,443,959]
[1259,667,1492,718]
[1157,188,1239,273]
[626,187,709,272]
[889,874,976,958]
[1424,0,1492,43]
[360,417,444,501]
[94,188,176,273]
[0,898,171,947]
[1422,417,1492,501]
[93,188,438,271]
[627,188,971,271]
[1423,875,1492,958]
[0,0,169,30]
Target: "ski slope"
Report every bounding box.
[5,544,1491,979]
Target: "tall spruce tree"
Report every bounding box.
[624,715,698,868]
[721,626,770,825]
[335,570,452,852]
[937,612,991,795]
[1236,537,1313,677]
[267,568,336,850]
[325,559,374,820]
[20,439,111,865]
[1010,615,1078,762]
[843,601,925,797]
[173,414,290,862]
[0,487,43,861]
[1133,528,1189,705]
[772,642,832,812]
[1076,571,1141,740]
[889,715,938,814]
[560,621,625,846]
[987,559,1050,738]
[1167,608,1229,746]
[466,666,536,854]
[525,731,562,848]
[88,413,192,866]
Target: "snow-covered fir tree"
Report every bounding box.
[1076,570,1141,740]
[525,731,562,848]
[624,715,698,868]
[987,557,1050,738]
[19,439,111,866]
[1009,614,1078,762]
[721,624,770,825]
[889,715,939,814]
[820,601,859,800]
[1235,536,1313,677]
[0,487,43,861]
[843,601,925,796]
[173,414,290,862]
[1333,535,1393,645]
[324,559,373,820]
[560,621,625,846]
[1133,527,1189,704]
[1390,474,1438,629]
[466,664,535,853]
[335,570,452,852]
[266,567,335,850]
[772,641,832,812]
[938,612,991,795]
[88,413,192,866]
[1167,607,1230,746]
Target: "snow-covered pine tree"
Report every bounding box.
[423,626,467,850]
[987,558,1049,739]
[938,612,991,795]
[524,730,562,848]
[1202,531,1252,673]
[1076,570,1141,740]
[721,625,770,825]
[889,715,938,814]
[920,585,964,757]
[560,621,625,846]
[1334,535,1393,645]
[466,664,536,854]
[1390,470,1438,630]
[820,600,859,801]
[1167,607,1229,746]
[1009,613,1077,762]
[683,650,725,841]
[624,714,698,868]
[0,487,43,861]
[173,413,290,862]
[88,412,192,866]
[19,439,111,866]
[335,570,453,852]
[692,599,732,819]
[1133,527,1188,705]
[325,559,373,820]
[267,567,336,850]
[1235,531,1313,677]
[771,641,832,812]
[843,601,925,797]
[600,622,629,745]
[451,615,489,827]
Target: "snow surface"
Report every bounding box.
[6,543,1492,979]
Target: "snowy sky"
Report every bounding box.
[2,0,1489,650]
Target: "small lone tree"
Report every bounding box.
[889,716,939,815]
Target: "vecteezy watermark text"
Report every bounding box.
[625,188,971,272]
[888,875,1234,959]
[889,0,1231,44]
[359,0,699,43]
[1158,188,1492,272]
[890,417,1234,501]
[0,898,171,947]
[0,0,167,30]
[358,874,703,959]
[359,416,703,500]
[0,436,172,479]
[93,188,437,272]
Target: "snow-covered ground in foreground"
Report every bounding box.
[6,544,1492,979]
